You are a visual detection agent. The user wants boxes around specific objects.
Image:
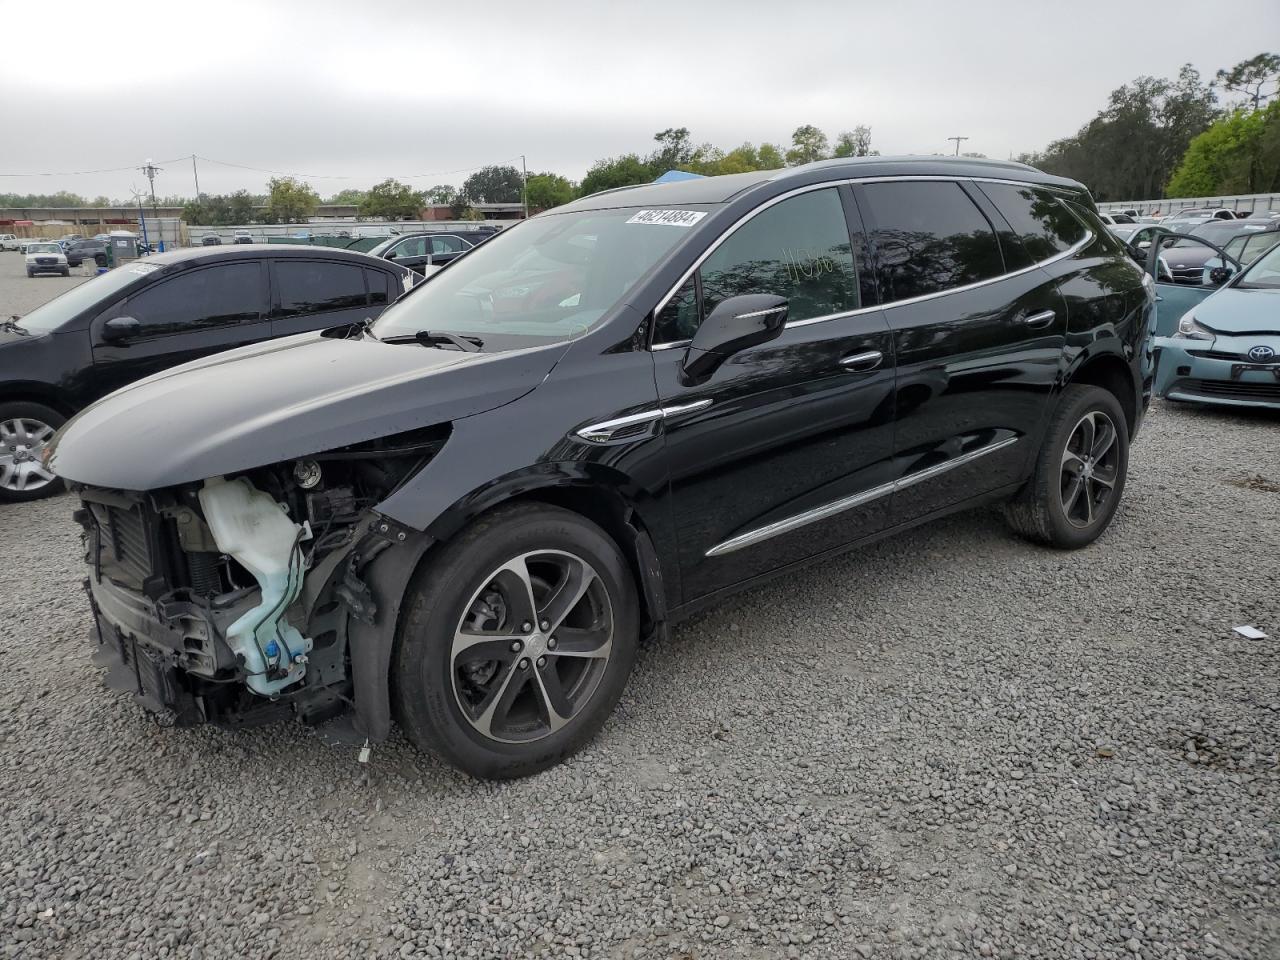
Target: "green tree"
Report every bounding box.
[1022,65,1218,200]
[1167,101,1280,195]
[757,143,786,169]
[358,178,423,220]
[263,177,319,223]
[786,124,830,165]
[1215,52,1280,110]
[461,165,523,203]
[648,127,697,172]
[833,126,875,158]
[578,154,652,196]
[227,190,256,223]
[326,187,367,205]
[525,172,575,211]
[424,184,458,204]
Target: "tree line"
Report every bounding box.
[1020,53,1279,200]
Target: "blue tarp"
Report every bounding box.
[653,170,706,184]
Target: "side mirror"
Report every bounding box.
[681,294,788,382]
[1208,266,1233,286]
[102,316,141,342]
[384,250,397,260]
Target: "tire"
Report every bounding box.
[25,269,33,278]
[394,502,639,779]
[0,401,66,502]
[60,269,69,277]
[1003,384,1129,549]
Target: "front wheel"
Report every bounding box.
[1003,384,1129,549]
[0,401,66,502]
[394,503,639,779]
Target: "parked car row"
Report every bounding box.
[39,156,1156,780]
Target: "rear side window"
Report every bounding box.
[863,181,1003,303]
[276,260,367,315]
[122,263,263,337]
[366,268,396,306]
[980,183,1086,264]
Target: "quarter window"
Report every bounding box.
[980,183,1087,264]
[276,260,368,315]
[863,181,1004,303]
[121,263,262,337]
[654,188,859,342]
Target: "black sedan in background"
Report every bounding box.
[367,229,497,274]
[0,245,412,501]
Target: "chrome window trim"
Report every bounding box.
[648,174,1094,349]
[704,435,1019,557]
[576,398,712,443]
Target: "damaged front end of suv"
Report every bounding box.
[73,426,445,732]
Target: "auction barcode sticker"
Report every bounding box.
[626,209,706,227]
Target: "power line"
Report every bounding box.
[0,156,188,177]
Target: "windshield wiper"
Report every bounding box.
[1,315,27,335]
[380,330,483,352]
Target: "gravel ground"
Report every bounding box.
[0,251,93,314]
[0,258,1278,958]
[0,401,1276,960]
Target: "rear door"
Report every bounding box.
[90,260,270,399]
[857,178,1070,519]
[653,185,896,601]
[269,257,377,336]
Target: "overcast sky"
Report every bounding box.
[1,0,1277,201]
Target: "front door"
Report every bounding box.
[856,179,1071,519]
[653,186,896,602]
[90,261,270,401]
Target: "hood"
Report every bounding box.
[1195,286,1280,335]
[1161,244,1215,269]
[49,331,567,490]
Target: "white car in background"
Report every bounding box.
[24,241,69,277]
[0,234,18,251]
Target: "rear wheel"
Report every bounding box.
[0,402,65,502]
[1003,384,1129,548]
[394,503,639,779]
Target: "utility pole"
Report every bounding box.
[140,159,163,251]
[947,136,969,156]
[521,154,528,220]
[191,154,201,200]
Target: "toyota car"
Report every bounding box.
[49,157,1153,779]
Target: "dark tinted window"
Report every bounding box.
[276,260,367,315]
[863,181,1003,303]
[366,269,393,306]
[123,263,262,337]
[654,277,699,342]
[430,236,467,254]
[391,237,427,259]
[980,183,1086,263]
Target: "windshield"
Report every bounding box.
[370,207,706,349]
[27,243,61,254]
[1237,242,1280,289]
[13,265,154,333]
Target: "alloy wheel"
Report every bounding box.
[1059,410,1120,528]
[451,550,613,743]
[0,418,57,493]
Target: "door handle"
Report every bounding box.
[1022,310,1056,329]
[839,349,883,372]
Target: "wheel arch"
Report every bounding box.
[1064,350,1138,435]
[0,384,76,419]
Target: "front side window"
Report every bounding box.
[1242,233,1280,264]
[863,181,1003,303]
[276,260,368,315]
[392,237,428,259]
[1238,242,1280,288]
[653,188,859,343]
[372,207,700,350]
[431,236,466,254]
[120,263,262,337]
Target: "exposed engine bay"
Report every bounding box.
[75,426,446,730]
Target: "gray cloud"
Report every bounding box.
[1,0,1276,200]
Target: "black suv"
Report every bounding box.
[1,246,411,501]
[50,158,1153,779]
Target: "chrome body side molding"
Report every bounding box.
[576,399,712,444]
[705,435,1020,557]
